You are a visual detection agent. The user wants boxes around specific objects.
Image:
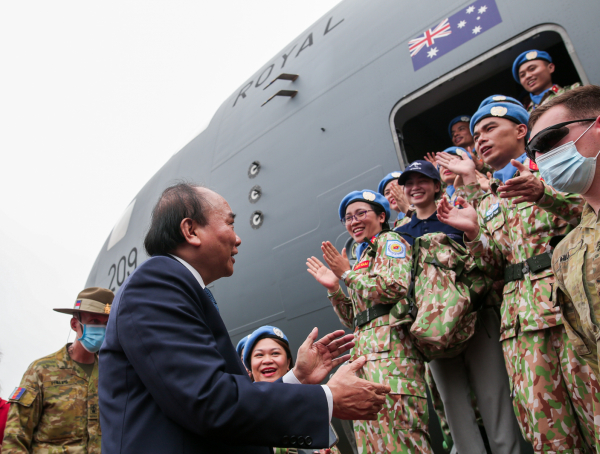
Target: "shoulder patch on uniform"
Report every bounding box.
[484,202,501,223]
[8,386,37,407]
[385,240,406,258]
[354,260,370,271]
[10,387,26,401]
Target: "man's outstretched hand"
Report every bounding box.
[293,328,355,384]
[328,357,390,420]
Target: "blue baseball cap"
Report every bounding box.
[478,95,524,110]
[378,172,403,195]
[243,325,293,370]
[236,334,250,357]
[470,102,529,135]
[448,115,472,138]
[512,50,552,83]
[339,190,391,222]
[398,160,440,185]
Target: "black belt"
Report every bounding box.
[354,305,393,328]
[504,251,553,283]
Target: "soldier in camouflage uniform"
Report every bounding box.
[528,85,600,452]
[2,287,113,454]
[437,101,596,452]
[378,172,413,229]
[512,49,581,113]
[307,189,431,454]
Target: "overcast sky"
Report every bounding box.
[0,0,341,399]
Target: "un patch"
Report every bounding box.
[385,240,406,258]
[484,203,501,223]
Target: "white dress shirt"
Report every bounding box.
[169,254,333,421]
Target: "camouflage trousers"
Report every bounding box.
[502,325,598,453]
[354,393,432,454]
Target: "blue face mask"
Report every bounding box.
[77,324,107,353]
[536,122,600,194]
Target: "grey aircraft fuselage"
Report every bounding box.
[86,1,599,452]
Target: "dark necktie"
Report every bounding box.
[204,287,219,312]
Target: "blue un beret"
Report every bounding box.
[448,115,472,138]
[470,102,529,135]
[339,190,390,222]
[398,160,440,185]
[243,325,292,370]
[377,172,403,195]
[478,95,525,110]
[512,50,552,83]
[236,334,250,357]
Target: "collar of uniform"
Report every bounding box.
[59,344,96,379]
[169,254,206,289]
[580,203,599,228]
[409,211,437,226]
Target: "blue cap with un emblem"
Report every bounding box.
[470,102,529,135]
[478,95,524,110]
[377,172,403,195]
[398,160,440,185]
[243,325,292,370]
[448,115,472,138]
[339,190,390,222]
[236,334,250,357]
[512,50,552,82]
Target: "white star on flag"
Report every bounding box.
[427,47,439,58]
[478,5,488,13]
[466,5,475,13]
[458,20,466,28]
[472,26,482,34]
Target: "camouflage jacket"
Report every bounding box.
[328,230,426,397]
[2,344,101,454]
[463,158,584,340]
[526,83,581,113]
[552,202,600,378]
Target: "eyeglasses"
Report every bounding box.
[341,210,374,225]
[526,118,596,162]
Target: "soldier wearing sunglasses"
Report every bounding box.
[436,101,595,452]
[529,84,600,451]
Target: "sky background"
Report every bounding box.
[0,0,341,399]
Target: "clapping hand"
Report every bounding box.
[437,195,480,241]
[424,152,438,165]
[497,160,545,204]
[436,152,477,185]
[321,242,351,279]
[390,183,410,214]
[307,256,340,292]
[293,328,355,384]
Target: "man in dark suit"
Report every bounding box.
[99,183,390,454]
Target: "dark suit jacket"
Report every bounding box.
[99,254,328,453]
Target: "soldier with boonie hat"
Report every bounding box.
[512,49,581,113]
[378,172,412,229]
[2,287,114,454]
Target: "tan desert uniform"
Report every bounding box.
[2,287,113,454]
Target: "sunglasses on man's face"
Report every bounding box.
[526,118,596,162]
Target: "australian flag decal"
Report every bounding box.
[408,0,502,71]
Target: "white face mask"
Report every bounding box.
[536,122,600,194]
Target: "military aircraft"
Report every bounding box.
[85,0,598,451]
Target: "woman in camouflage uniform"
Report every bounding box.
[307,189,431,454]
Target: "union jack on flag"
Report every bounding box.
[408,18,452,57]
